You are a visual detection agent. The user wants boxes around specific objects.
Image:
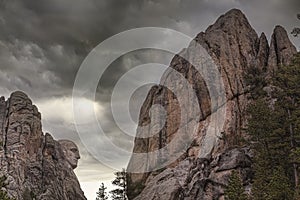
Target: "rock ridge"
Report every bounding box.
[0,91,86,200]
[127,8,297,200]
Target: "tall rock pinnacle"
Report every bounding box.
[0,91,86,200]
[268,25,297,73]
[127,9,297,200]
[257,32,269,68]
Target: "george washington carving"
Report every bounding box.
[59,140,81,169]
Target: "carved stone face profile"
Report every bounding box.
[59,140,80,169]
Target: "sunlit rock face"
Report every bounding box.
[0,91,87,200]
[127,9,297,200]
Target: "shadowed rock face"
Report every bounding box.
[127,9,297,200]
[0,91,86,200]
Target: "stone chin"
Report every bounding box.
[69,158,79,169]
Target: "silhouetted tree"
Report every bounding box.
[96,183,108,200]
[110,169,127,200]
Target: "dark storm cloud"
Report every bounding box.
[0,0,237,94]
[0,0,141,97]
[1,0,299,99]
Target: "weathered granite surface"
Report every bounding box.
[127,9,297,200]
[0,91,86,200]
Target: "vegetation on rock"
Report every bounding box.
[224,171,248,200]
[110,169,128,200]
[96,183,108,200]
[97,169,128,200]
[246,53,300,199]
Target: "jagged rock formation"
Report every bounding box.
[0,91,86,200]
[268,25,297,74]
[127,9,297,199]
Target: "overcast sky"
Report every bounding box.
[0,0,299,199]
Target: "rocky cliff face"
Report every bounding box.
[127,9,297,199]
[0,91,86,200]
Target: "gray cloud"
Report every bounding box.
[1,0,299,99]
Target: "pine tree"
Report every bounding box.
[244,66,268,100]
[246,53,300,199]
[252,158,293,200]
[110,169,127,200]
[248,99,294,200]
[267,166,293,200]
[224,171,247,200]
[96,183,108,200]
[251,150,272,200]
[272,53,300,188]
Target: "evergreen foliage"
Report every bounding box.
[224,171,248,200]
[267,166,293,200]
[96,183,108,200]
[246,53,300,199]
[110,169,127,200]
[244,66,267,99]
[272,53,300,189]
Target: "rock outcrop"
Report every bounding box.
[0,91,86,200]
[268,25,297,74]
[127,9,297,199]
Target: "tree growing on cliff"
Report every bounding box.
[224,171,248,200]
[96,183,108,200]
[251,152,293,200]
[267,166,293,200]
[110,169,127,200]
[246,81,295,199]
[272,52,300,189]
[246,53,300,199]
[244,66,268,99]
